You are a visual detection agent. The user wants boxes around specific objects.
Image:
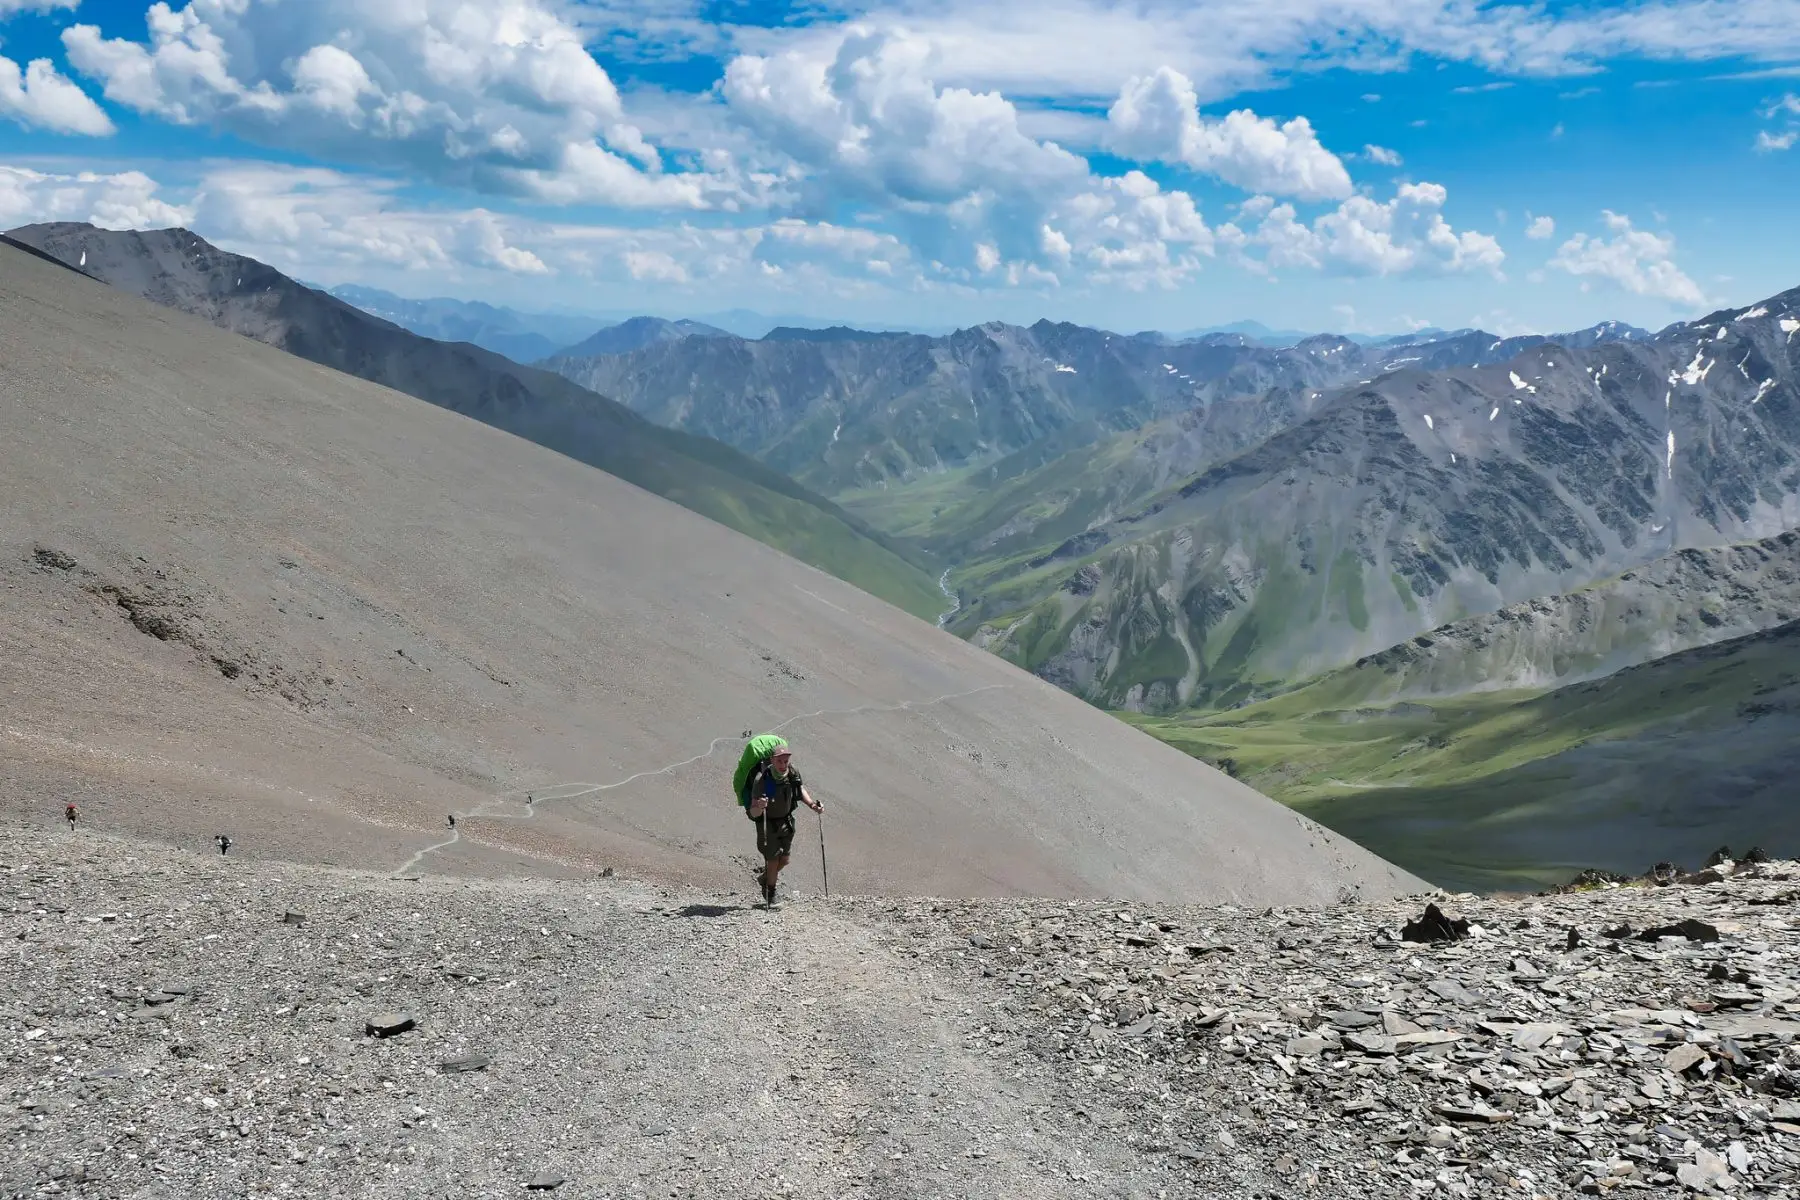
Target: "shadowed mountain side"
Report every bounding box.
[3,223,941,621]
[0,242,1422,905]
[1286,620,1800,893]
[1325,529,1800,702]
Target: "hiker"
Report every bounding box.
[215,834,231,856]
[742,743,823,904]
[64,803,77,831]
[447,814,456,829]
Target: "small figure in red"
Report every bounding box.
[64,803,78,831]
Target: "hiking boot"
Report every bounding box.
[762,876,777,905]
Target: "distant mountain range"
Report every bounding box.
[321,288,959,356]
[555,316,732,358]
[540,316,1660,495]
[9,224,943,620]
[950,290,1798,708]
[324,284,600,365]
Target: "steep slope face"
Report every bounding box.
[0,241,1422,904]
[325,284,597,363]
[959,289,1800,711]
[1330,529,1800,701]
[544,323,1404,492]
[7,223,942,620]
[553,316,731,358]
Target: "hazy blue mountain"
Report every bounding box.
[326,284,603,364]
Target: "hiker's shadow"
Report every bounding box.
[671,903,744,919]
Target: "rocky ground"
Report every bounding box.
[3,826,1796,1199]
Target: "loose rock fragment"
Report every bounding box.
[1401,903,1470,943]
[364,1013,415,1038]
[1664,1044,1709,1073]
[1638,919,1720,943]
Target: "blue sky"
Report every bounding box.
[2,0,1797,336]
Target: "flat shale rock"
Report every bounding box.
[364,1012,415,1038]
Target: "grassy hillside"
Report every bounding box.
[1126,619,1800,891]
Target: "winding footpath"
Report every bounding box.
[390,683,1010,877]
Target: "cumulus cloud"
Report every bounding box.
[1105,67,1352,201]
[181,164,555,277]
[59,0,709,208]
[1219,181,1504,278]
[723,29,1089,210]
[0,54,114,135]
[0,0,79,13]
[1362,144,1402,165]
[1526,214,1555,238]
[1757,130,1798,151]
[719,28,1217,285]
[1549,210,1704,307]
[0,164,192,230]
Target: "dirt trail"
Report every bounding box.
[0,828,1176,1199]
[389,684,1010,878]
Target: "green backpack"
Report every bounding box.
[732,734,787,807]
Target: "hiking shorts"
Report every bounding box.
[755,814,797,861]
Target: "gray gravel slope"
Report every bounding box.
[0,242,1422,905]
[0,828,1180,1200]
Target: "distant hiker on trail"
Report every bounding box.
[215,834,231,856]
[65,803,77,831]
[733,735,823,905]
[447,814,456,829]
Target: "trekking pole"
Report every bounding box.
[816,807,830,898]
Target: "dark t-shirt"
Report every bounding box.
[747,764,805,822]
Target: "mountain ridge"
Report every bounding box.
[952,285,1800,711]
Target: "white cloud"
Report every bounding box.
[59,0,712,208]
[719,28,1221,285]
[1362,143,1402,166]
[0,54,114,136]
[1525,214,1555,239]
[623,248,689,283]
[1056,170,1214,288]
[1549,209,1704,307]
[1451,81,1514,94]
[722,29,1089,210]
[0,0,79,13]
[0,164,192,230]
[1758,92,1800,151]
[179,164,555,277]
[712,0,1800,117]
[1220,181,1504,278]
[1105,67,1352,201]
